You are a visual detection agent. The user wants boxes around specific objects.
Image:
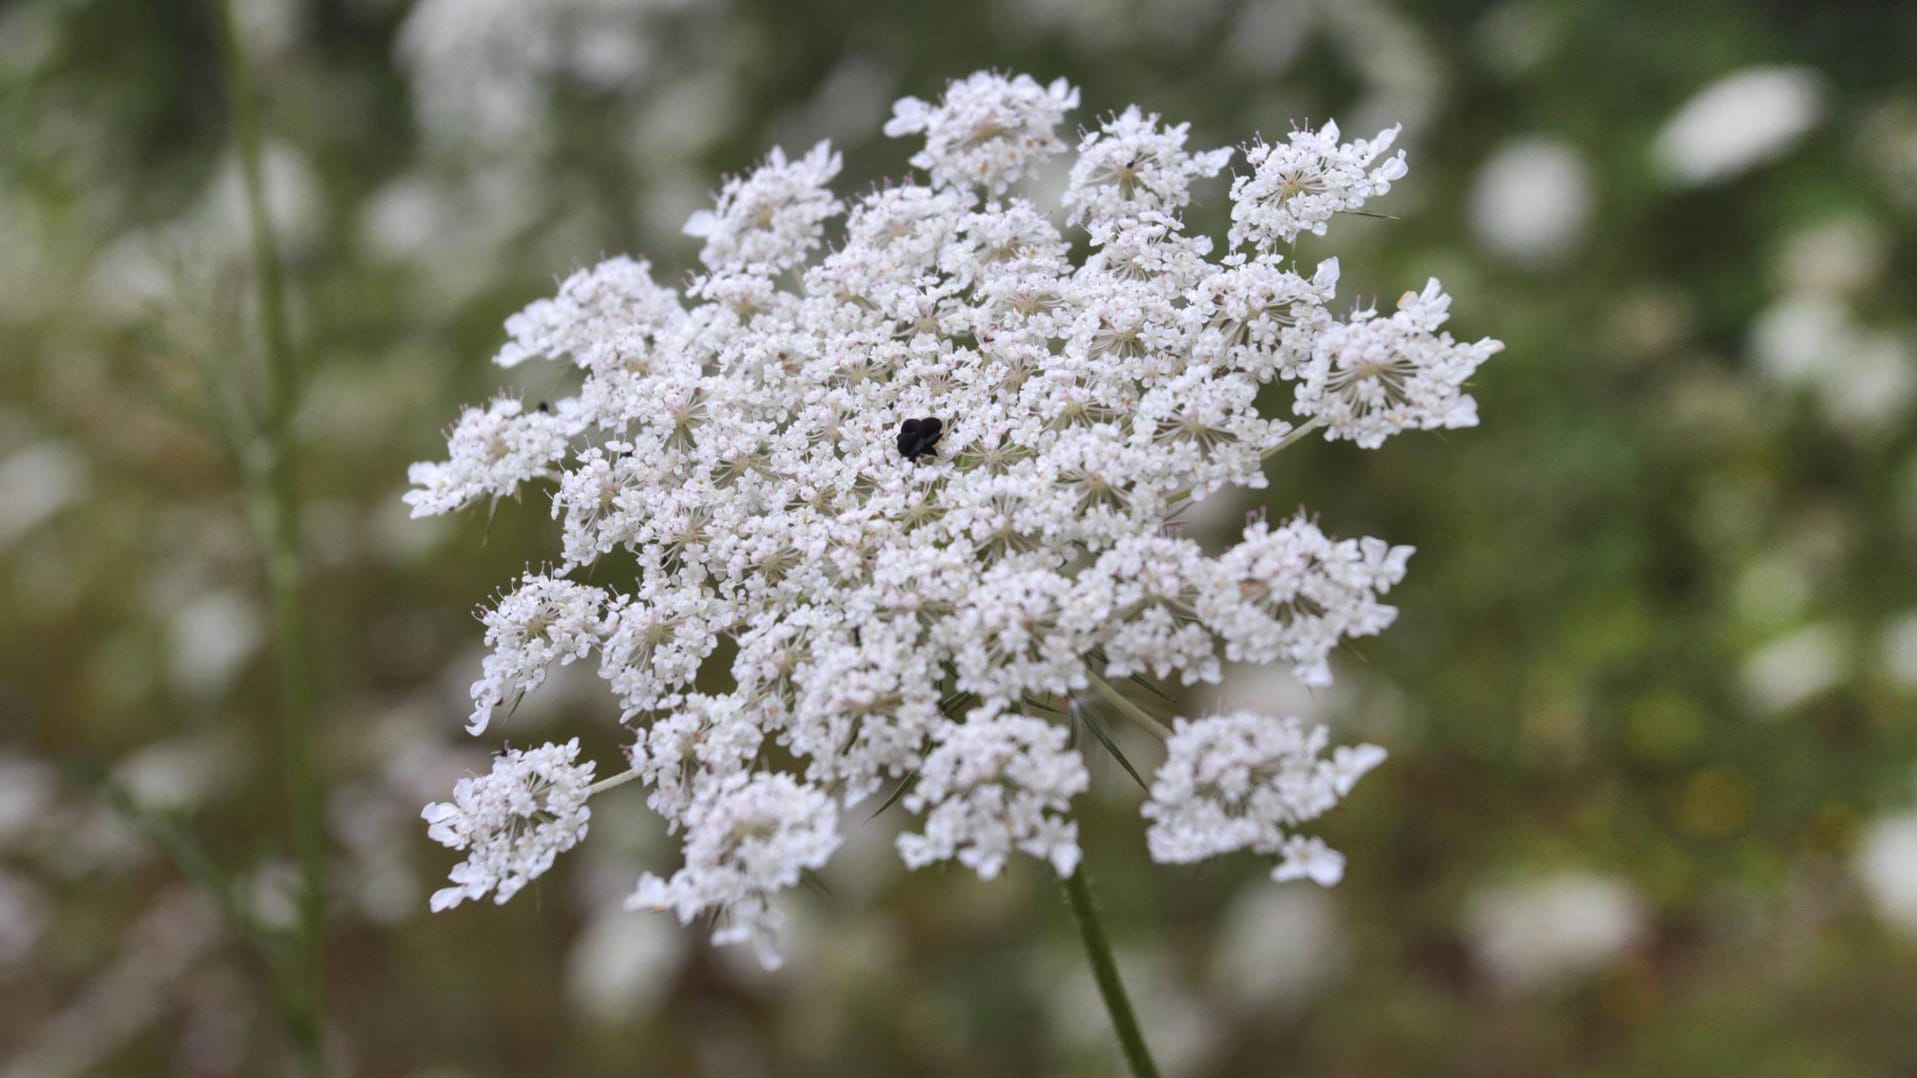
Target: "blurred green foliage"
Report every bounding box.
[4,0,1917,1074]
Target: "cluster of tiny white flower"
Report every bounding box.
[422,738,595,911]
[884,72,1080,194]
[627,771,840,970]
[896,715,1089,880]
[1229,120,1408,249]
[464,573,608,734]
[1142,713,1387,886]
[411,71,1501,965]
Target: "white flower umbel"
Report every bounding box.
[467,573,610,734]
[403,396,576,517]
[897,715,1089,879]
[1295,279,1502,448]
[1228,120,1408,249]
[493,255,685,371]
[683,141,844,274]
[1142,713,1386,885]
[423,739,595,910]
[412,70,1500,965]
[1064,106,1234,228]
[1200,516,1413,687]
[884,71,1080,195]
[626,772,841,970]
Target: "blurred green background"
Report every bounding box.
[5,0,1917,1074]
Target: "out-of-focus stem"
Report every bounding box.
[1086,673,1173,740]
[587,768,642,796]
[1061,865,1161,1078]
[1260,415,1326,460]
[211,1,326,1073]
[1168,416,1326,510]
[214,4,294,430]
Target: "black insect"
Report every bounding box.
[896,417,944,463]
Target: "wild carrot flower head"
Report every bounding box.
[410,70,1501,965]
[422,738,595,911]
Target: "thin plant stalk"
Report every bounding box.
[1086,672,1173,740]
[1167,415,1326,509]
[1061,865,1161,1078]
[211,0,327,1071]
[587,768,643,796]
[1261,414,1326,459]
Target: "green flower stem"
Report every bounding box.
[1086,672,1173,740]
[211,0,326,1072]
[1061,865,1161,1078]
[1260,414,1326,459]
[213,0,295,431]
[587,767,643,796]
[245,481,326,1076]
[1168,415,1326,509]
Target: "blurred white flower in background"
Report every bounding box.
[397,0,719,148]
[707,897,906,1058]
[1879,611,1917,693]
[0,754,58,851]
[1775,215,1890,300]
[241,861,304,934]
[1465,870,1644,993]
[1740,621,1849,717]
[1223,0,1315,78]
[83,140,323,318]
[0,870,50,969]
[1750,294,1853,389]
[1469,136,1593,267]
[1858,100,1917,210]
[332,793,427,925]
[1749,215,1917,438]
[356,171,529,264]
[768,54,900,150]
[1047,944,1222,1078]
[1210,884,1345,1011]
[1004,0,1234,56]
[566,907,687,1025]
[0,2,57,79]
[111,731,246,815]
[1473,1,1564,79]
[165,589,266,698]
[0,442,87,549]
[1199,657,1412,747]
[2,889,223,1078]
[1653,66,1826,185]
[1731,550,1818,635]
[1855,813,1917,938]
[399,0,640,144]
[201,141,325,256]
[230,0,305,59]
